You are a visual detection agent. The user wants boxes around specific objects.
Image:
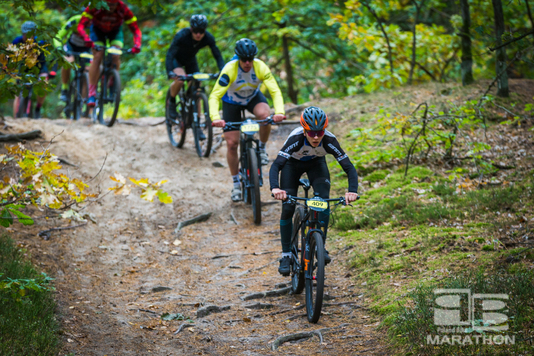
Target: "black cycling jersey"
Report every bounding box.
[165,28,224,74]
[269,127,358,192]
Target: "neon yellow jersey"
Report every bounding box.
[53,15,84,49]
[209,58,285,121]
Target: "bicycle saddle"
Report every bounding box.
[299,178,311,191]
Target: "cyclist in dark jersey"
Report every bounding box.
[77,0,142,107]
[12,21,49,119]
[270,106,359,275]
[165,14,225,120]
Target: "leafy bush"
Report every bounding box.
[0,234,59,355]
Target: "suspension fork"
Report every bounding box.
[304,228,324,280]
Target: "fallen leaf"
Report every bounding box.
[173,239,182,246]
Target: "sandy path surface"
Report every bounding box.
[7,117,384,356]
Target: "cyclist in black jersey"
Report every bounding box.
[165,14,225,120]
[270,106,359,275]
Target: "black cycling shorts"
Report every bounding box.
[279,157,330,220]
[172,58,199,74]
[222,91,268,132]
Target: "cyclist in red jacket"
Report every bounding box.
[77,0,142,107]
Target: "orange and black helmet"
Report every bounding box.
[300,106,328,131]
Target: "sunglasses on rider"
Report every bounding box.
[306,130,325,138]
[192,28,205,34]
[240,57,254,63]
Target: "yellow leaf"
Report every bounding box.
[140,187,157,202]
[129,177,149,187]
[110,173,126,184]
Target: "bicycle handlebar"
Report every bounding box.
[222,116,276,130]
[168,72,219,81]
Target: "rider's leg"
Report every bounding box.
[60,55,74,101]
[224,130,240,176]
[35,72,49,118]
[13,96,19,117]
[278,160,302,275]
[170,67,185,98]
[88,47,103,101]
[110,30,124,72]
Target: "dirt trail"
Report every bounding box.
[7,117,384,356]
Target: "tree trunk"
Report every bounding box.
[459,0,474,85]
[282,34,298,104]
[361,1,395,85]
[408,1,420,84]
[491,0,509,97]
[525,0,534,39]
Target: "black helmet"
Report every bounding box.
[190,14,208,30]
[300,106,329,131]
[235,38,258,60]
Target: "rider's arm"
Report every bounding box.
[206,33,225,71]
[165,30,186,75]
[254,60,285,116]
[53,23,68,49]
[77,8,93,43]
[269,155,289,191]
[123,5,142,48]
[269,133,302,190]
[208,61,237,121]
[324,135,358,193]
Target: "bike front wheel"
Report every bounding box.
[305,231,325,323]
[68,77,82,120]
[193,91,213,157]
[17,93,32,118]
[290,206,306,295]
[165,89,186,148]
[247,148,261,225]
[94,69,120,127]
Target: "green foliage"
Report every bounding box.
[0,234,59,355]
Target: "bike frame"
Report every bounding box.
[175,73,216,129]
[289,194,345,280]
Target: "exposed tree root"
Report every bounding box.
[0,129,41,141]
[175,212,212,232]
[240,286,291,301]
[173,322,195,334]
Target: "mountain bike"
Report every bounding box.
[64,51,92,121]
[282,180,354,323]
[224,115,274,225]
[16,83,35,118]
[165,73,218,157]
[92,46,131,127]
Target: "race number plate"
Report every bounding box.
[241,124,260,133]
[107,48,123,55]
[307,198,328,211]
[193,73,210,80]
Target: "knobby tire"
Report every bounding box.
[165,89,186,148]
[290,206,306,295]
[193,91,213,157]
[247,148,261,225]
[305,231,325,323]
[96,69,120,127]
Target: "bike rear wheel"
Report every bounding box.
[165,89,186,148]
[17,92,32,118]
[94,69,120,127]
[193,91,213,157]
[305,231,325,323]
[247,148,261,225]
[290,206,306,295]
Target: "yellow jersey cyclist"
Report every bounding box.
[270,106,359,275]
[210,38,285,202]
[53,13,92,102]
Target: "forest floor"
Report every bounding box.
[4,113,385,355]
[3,78,534,356]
